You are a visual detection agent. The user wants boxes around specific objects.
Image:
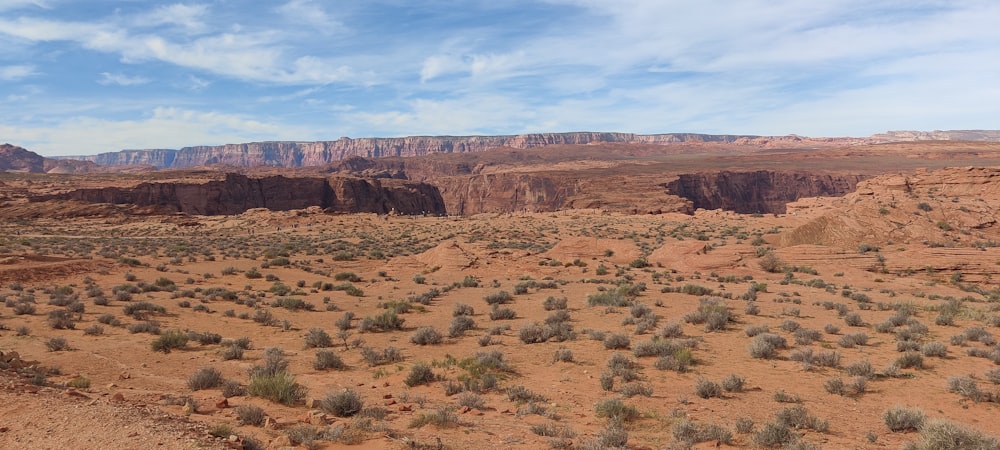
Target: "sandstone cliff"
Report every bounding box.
[0,144,45,173]
[31,173,445,216]
[664,171,868,214]
[70,132,855,169]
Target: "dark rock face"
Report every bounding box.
[33,174,446,216]
[0,144,45,173]
[664,171,868,214]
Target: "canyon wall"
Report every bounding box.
[72,132,846,169]
[664,171,868,214]
[32,174,445,216]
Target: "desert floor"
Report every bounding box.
[2,180,1000,449]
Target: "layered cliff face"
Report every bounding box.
[72,132,854,169]
[664,171,867,214]
[32,174,445,216]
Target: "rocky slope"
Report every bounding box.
[68,132,859,169]
[0,144,45,172]
[31,174,445,216]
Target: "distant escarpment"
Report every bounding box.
[32,174,445,216]
[70,132,856,169]
[665,171,868,214]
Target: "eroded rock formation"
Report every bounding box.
[664,171,868,214]
[32,173,445,216]
[71,132,857,169]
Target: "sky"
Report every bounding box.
[1,1,998,156]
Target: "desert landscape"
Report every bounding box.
[2,135,1000,449]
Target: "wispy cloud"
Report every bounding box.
[0,64,36,80]
[98,72,149,86]
[276,0,343,33]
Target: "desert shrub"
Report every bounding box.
[248,371,306,405]
[985,368,1000,384]
[694,378,723,399]
[594,397,639,422]
[410,327,443,345]
[448,315,476,337]
[773,390,801,403]
[221,380,245,398]
[909,419,1000,449]
[654,348,693,373]
[735,417,754,434]
[684,297,732,332]
[518,322,550,344]
[745,324,769,337]
[360,346,404,366]
[838,332,869,348]
[408,407,459,429]
[47,309,75,329]
[187,331,222,345]
[453,303,474,316]
[546,309,571,325]
[187,367,223,390]
[671,419,733,446]
[779,319,800,332]
[846,359,875,378]
[619,381,653,398]
[896,352,924,369]
[883,405,925,432]
[824,323,841,334]
[947,376,985,402]
[484,291,513,305]
[921,341,948,357]
[507,385,547,404]
[45,337,70,351]
[775,405,828,431]
[603,333,631,349]
[754,422,795,447]
[793,328,822,345]
[844,312,864,326]
[220,345,244,361]
[321,389,364,417]
[455,391,486,410]
[363,310,404,332]
[824,377,846,395]
[151,329,188,353]
[248,348,289,378]
[721,374,746,392]
[123,301,166,319]
[552,347,574,362]
[658,322,684,338]
[404,362,436,387]
[128,321,161,334]
[314,350,346,370]
[13,302,35,315]
[83,324,104,336]
[236,404,266,426]
[489,305,517,320]
[748,333,786,359]
[633,338,678,357]
[543,296,568,310]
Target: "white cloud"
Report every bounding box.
[0,64,36,80]
[98,72,149,86]
[277,0,342,32]
[0,107,319,155]
[0,0,48,12]
[420,54,464,82]
[134,3,210,33]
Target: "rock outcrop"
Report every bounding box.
[664,171,868,214]
[0,144,45,173]
[32,173,445,216]
[68,132,857,169]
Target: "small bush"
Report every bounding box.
[489,305,517,320]
[844,312,864,326]
[221,380,245,398]
[773,390,801,403]
[187,367,223,390]
[236,404,266,426]
[883,405,925,432]
[448,315,476,337]
[314,350,346,370]
[404,362,436,387]
[947,376,985,402]
[910,419,1000,449]
[303,328,332,348]
[151,329,188,353]
[754,422,795,447]
[896,352,924,369]
[47,310,75,329]
[721,374,745,392]
[320,389,364,417]
[410,327,443,345]
[453,303,474,316]
[543,296,568,310]
[552,347,574,362]
[695,378,723,399]
[603,333,631,349]
[594,397,639,422]
[484,291,513,305]
[408,407,459,429]
[45,337,70,351]
[248,371,307,405]
[921,341,948,357]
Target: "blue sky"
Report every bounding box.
[1,0,998,156]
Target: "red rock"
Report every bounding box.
[215,398,229,409]
[384,399,396,406]
[398,405,412,412]
[382,393,393,399]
